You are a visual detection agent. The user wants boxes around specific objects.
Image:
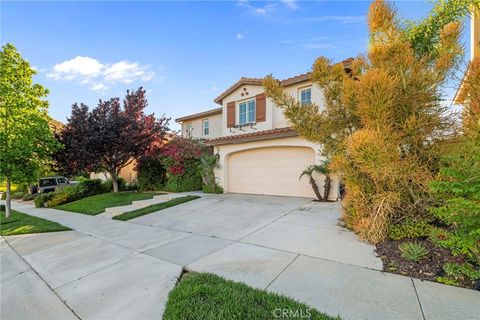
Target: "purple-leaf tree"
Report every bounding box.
[55,88,169,193]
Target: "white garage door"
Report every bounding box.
[227,146,315,198]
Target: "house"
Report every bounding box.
[176,59,352,199]
[90,160,138,183]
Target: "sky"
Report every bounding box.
[1,0,473,131]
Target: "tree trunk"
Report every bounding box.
[309,177,323,201]
[110,171,119,194]
[323,175,331,202]
[5,176,11,218]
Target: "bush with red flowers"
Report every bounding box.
[160,137,209,192]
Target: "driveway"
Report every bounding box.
[3,194,479,320]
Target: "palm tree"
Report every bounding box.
[198,153,220,192]
[299,161,331,201]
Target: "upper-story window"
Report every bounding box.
[186,123,192,138]
[300,88,312,105]
[202,119,209,136]
[239,99,256,125]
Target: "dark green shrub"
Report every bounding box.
[0,204,5,211]
[22,193,37,201]
[35,193,54,208]
[102,177,126,192]
[11,192,25,200]
[202,184,223,194]
[137,157,166,190]
[430,137,480,264]
[388,218,437,240]
[124,183,139,191]
[77,179,104,196]
[436,262,480,286]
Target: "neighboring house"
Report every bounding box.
[90,160,138,183]
[455,9,479,102]
[176,59,352,199]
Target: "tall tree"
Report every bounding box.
[0,44,58,217]
[55,88,169,193]
[264,0,470,242]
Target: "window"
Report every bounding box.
[239,99,256,124]
[300,88,312,105]
[186,123,192,138]
[202,119,209,136]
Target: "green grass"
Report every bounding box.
[113,195,200,221]
[56,192,160,215]
[0,209,70,236]
[164,272,339,320]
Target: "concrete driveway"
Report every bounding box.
[3,194,479,320]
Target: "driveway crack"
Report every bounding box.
[264,254,300,291]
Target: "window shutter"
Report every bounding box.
[227,101,235,127]
[256,93,266,122]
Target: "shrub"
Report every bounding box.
[77,178,104,196]
[0,204,5,211]
[136,157,166,190]
[124,183,139,191]
[429,135,480,265]
[388,218,437,240]
[1,192,6,200]
[399,242,429,262]
[35,193,54,208]
[102,178,126,192]
[22,193,37,201]
[161,137,207,192]
[202,184,223,194]
[11,192,25,199]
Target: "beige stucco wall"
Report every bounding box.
[181,112,222,139]
[220,81,325,136]
[213,136,340,200]
[89,160,137,183]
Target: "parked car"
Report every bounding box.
[38,176,74,193]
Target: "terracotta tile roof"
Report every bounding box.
[280,72,311,86]
[206,127,298,146]
[213,77,264,104]
[213,58,353,105]
[175,107,222,123]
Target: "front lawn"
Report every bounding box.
[0,209,70,236]
[163,272,339,320]
[113,195,200,221]
[56,192,159,215]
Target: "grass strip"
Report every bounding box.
[0,209,70,236]
[163,272,340,320]
[113,195,200,221]
[56,192,160,215]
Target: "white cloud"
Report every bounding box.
[48,56,103,80]
[47,56,155,92]
[282,0,298,10]
[90,83,108,92]
[103,61,154,84]
[237,0,277,16]
[236,33,244,40]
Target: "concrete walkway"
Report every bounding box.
[2,195,479,320]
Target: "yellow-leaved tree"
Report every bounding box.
[264,0,477,243]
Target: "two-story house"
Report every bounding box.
[176,60,352,198]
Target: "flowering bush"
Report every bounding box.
[160,137,208,192]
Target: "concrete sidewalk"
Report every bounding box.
[3,197,479,320]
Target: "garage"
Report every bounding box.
[227,146,316,198]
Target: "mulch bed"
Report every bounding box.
[375,238,477,289]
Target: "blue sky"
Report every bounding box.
[1,1,472,130]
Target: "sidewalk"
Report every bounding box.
[2,200,479,320]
